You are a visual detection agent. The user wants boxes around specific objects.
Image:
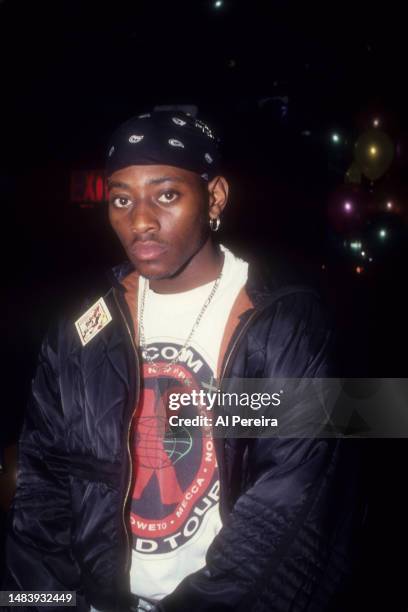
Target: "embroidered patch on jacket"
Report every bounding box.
[75,297,112,346]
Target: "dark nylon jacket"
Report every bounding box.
[2,258,365,612]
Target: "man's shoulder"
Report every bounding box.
[234,247,335,376]
[41,263,125,353]
[237,245,325,311]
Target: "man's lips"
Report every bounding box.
[129,240,168,261]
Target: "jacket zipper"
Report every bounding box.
[113,288,141,576]
[213,308,260,517]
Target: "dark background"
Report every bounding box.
[1,1,407,609]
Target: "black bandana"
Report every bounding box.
[105,110,221,181]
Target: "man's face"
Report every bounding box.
[108,164,210,280]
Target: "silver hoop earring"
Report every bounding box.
[209,217,221,232]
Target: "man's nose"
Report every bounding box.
[130,200,159,235]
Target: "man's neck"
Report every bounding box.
[149,240,224,294]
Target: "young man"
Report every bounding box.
[3,110,364,611]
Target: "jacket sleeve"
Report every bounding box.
[158,292,364,612]
[1,322,88,610]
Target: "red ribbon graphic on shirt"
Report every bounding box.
[132,388,184,505]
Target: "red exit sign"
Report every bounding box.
[71,171,108,207]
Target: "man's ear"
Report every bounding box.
[207,175,229,221]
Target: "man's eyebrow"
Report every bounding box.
[107,176,186,190]
[146,176,186,185]
[107,180,131,190]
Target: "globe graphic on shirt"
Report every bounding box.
[134,415,193,470]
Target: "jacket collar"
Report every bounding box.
[104,260,136,292]
[104,251,308,309]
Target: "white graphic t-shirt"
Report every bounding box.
[129,245,248,601]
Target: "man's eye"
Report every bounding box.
[111,196,132,208]
[157,191,179,204]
